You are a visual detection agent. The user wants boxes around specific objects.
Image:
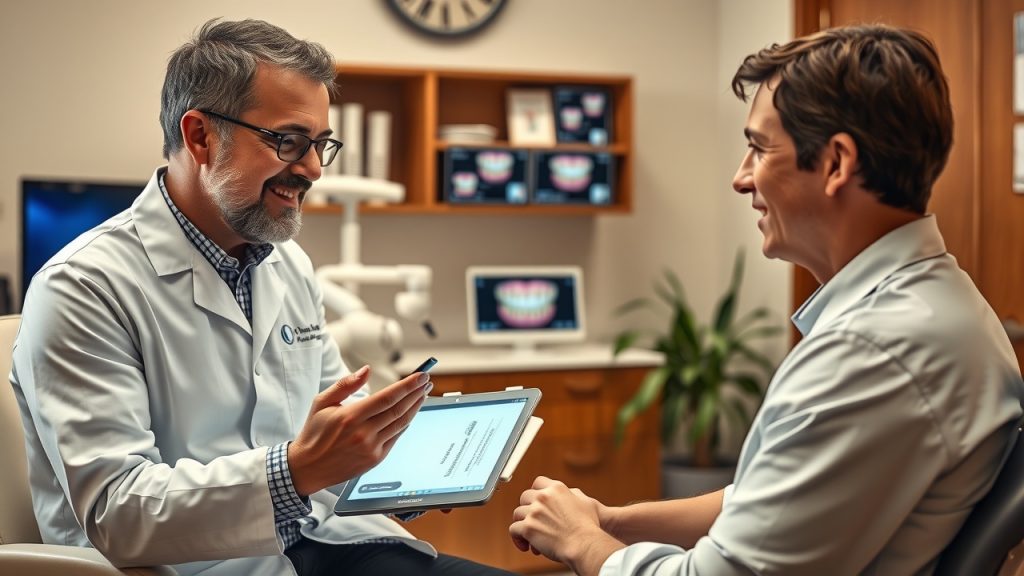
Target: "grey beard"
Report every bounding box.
[222,200,301,244]
[209,167,302,244]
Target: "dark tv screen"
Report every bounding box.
[20,179,143,305]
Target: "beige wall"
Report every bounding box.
[0,0,791,355]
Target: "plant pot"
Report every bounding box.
[661,456,736,499]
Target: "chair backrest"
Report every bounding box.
[0,314,42,544]
[936,424,1024,575]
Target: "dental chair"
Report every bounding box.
[936,420,1024,576]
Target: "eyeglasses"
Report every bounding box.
[199,109,343,167]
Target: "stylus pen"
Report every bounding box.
[408,356,438,377]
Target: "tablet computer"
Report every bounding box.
[333,388,542,516]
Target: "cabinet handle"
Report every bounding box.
[563,450,605,470]
[1003,319,1024,343]
[564,378,602,397]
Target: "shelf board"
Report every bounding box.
[303,202,630,216]
[434,140,627,154]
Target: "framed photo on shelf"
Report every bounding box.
[553,86,613,146]
[506,88,556,146]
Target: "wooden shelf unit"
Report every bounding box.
[307,64,634,216]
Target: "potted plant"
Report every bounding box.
[612,251,782,493]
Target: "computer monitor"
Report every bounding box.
[20,179,144,305]
[466,266,586,350]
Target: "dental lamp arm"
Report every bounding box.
[316,264,435,338]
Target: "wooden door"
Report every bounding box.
[979,0,1024,362]
[793,1,1024,365]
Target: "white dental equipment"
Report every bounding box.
[312,175,436,392]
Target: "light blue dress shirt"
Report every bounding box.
[601,216,1024,575]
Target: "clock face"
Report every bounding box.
[388,0,508,37]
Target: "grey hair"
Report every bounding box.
[160,18,337,158]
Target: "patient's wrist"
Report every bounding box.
[599,503,623,539]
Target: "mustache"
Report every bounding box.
[265,174,313,194]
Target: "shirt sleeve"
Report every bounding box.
[267,442,312,524]
[598,330,946,575]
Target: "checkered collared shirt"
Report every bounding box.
[158,173,309,548]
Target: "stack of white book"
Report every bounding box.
[438,124,497,145]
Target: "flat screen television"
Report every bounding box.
[466,266,585,351]
[20,179,144,306]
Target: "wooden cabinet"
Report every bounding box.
[310,64,634,216]
[401,366,660,573]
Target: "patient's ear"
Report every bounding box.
[822,133,858,198]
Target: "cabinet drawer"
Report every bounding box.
[515,433,660,506]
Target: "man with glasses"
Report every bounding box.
[11,18,512,576]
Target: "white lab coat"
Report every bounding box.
[10,168,435,575]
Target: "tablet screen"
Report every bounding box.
[335,389,541,515]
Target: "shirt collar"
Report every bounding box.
[792,214,947,337]
[157,169,275,271]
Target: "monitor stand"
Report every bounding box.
[509,341,540,356]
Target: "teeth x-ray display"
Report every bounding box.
[443,147,530,205]
[531,151,614,206]
[553,86,612,146]
[466,266,586,350]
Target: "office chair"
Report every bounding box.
[936,422,1024,576]
[0,314,173,575]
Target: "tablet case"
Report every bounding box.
[500,416,543,482]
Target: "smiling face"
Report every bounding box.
[732,81,828,269]
[201,64,331,246]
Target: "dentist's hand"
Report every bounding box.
[288,365,432,497]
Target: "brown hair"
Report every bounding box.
[731,25,952,214]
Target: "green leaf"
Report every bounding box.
[726,373,765,397]
[612,331,641,356]
[661,393,686,444]
[690,391,719,443]
[712,251,745,333]
[735,324,784,343]
[730,398,752,424]
[733,307,771,332]
[663,268,686,303]
[614,297,654,317]
[735,342,776,375]
[713,292,737,334]
[680,364,701,386]
[615,366,671,445]
[654,279,678,310]
[722,397,748,432]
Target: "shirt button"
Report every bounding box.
[254,365,261,376]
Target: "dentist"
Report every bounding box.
[11,18,511,576]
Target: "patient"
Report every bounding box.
[509,24,1024,575]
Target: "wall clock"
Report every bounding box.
[387,0,508,38]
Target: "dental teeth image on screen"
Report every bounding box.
[549,154,594,192]
[451,171,479,196]
[476,151,514,184]
[495,280,558,328]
